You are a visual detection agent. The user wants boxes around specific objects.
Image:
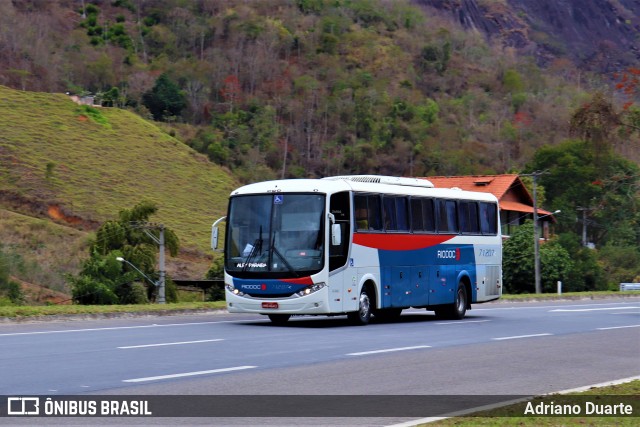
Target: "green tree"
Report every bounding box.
[599,244,640,289]
[503,222,573,294]
[556,233,606,292]
[569,93,619,159]
[419,41,451,75]
[69,252,126,305]
[529,139,640,247]
[142,73,186,121]
[503,69,524,93]
[69,202,179,304]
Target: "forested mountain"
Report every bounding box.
[1,0,638,181]
[418,0,640,71]
[0,0,639,297]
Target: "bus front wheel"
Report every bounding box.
[348,288,372,325]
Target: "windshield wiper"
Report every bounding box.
[242,226,263,272]
[270,239,300,277]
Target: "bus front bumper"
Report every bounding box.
[225,289,330,315]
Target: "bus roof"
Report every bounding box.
[230,176,499,203]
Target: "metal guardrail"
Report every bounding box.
[620,283,640,291]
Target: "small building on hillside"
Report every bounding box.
[424,174,556,238]
[67,92,99,107]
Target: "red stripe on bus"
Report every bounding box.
[281,277,314,285]
[353,233,453,251]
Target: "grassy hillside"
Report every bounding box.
[0,209,88,293]
[0,85,237,287]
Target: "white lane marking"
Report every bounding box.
[347,345,431,356]
[118,338,224,349]
[597,324,640,330]
[0,320,249,337]
[436,320,491,325]
[492,333,552,341]
[550,306,640,312]
[473,302,640,312]
[123,366,257,383]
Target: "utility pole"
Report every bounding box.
[133,222,167,304]
[532,173,541,294]
[522,171,547,294]
[158,225,166,304]
[577,207,591,247]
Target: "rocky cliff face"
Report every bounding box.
[415,0,640,71]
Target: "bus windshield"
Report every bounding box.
[225,193,326,278]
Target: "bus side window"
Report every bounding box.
[354,194,382,231]
[383,196,409,231]
[422,199,435,232]
[396,197,409,231]
[354,195,369,231]
[367,195,383,230]
[479,202,498,235]
[411,198,435,233]
[383,197,397,230]
[459,201,480,234]
[410,198,424,231]
[437,199,458,233]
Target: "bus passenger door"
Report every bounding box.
[410,267,429,307]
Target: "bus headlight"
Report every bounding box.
[226,284,244,296]
[297,282,326,297]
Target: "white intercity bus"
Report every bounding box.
[211,175,502,325]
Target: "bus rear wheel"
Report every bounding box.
[268,314,291,324]
[348,288,372,325]
[435,282,467,320]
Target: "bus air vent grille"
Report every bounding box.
[324,175,434,188]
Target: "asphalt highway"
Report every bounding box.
[0,297,638,425]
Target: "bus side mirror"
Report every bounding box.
[331,224,342,246]
[211,216,226,251]
[212,227,219,250]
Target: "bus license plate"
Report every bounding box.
[262,302,278,309]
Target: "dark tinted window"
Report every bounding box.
[367,195,382,230]
[354,194,382,231]
[459,201,480,234]
[437,199,458,233]
[410,198,435,232]
[479,202,498,235]
[383,196,409,231]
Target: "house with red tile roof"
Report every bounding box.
[423,174,556,238]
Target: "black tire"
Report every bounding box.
[268,314,291,324]
[434,282,467,320]
[347,288,372,325]
[451,282,468,319]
